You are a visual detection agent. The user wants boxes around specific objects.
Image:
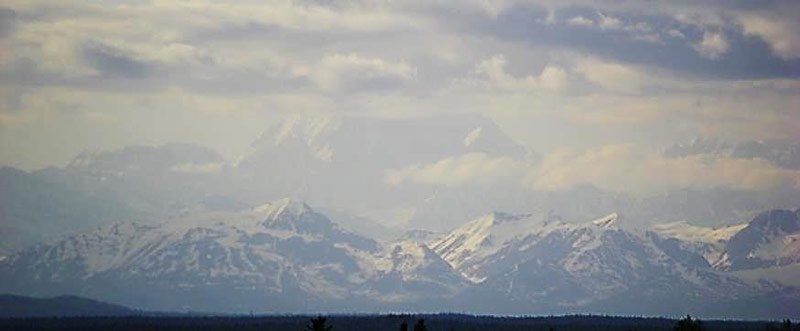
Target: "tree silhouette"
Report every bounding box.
[674,315,704,331]
[306,316,332,331]
[413,319,428,331]
[782,319,792,331]
[400,320,408,331]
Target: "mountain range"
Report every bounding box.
[1,198,799,318]
[1,115,799,319]
[3,115,798,256]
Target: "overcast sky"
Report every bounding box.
[1,0,799,194]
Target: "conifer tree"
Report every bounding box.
[674,315,704,331]
[307,316,332,331]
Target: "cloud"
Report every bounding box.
[564,12,647,32]
[463,127,483,147]
[1,0,800,172]
[467,55,568,93]
[311,53,416,92]
[385,142,800,194]
[597,13,623,30]
[567,16,594,28]
[692,31,729,60]
[385,153,523,187]
[526,144,800,193]
[170,162,225,174]
[565,13,623,30]
[666,29,685,39]
[739,14,800,60]
[0,7,17,38]
[574,58,647,94]
[82,42,153,79]
[484,3,800,80]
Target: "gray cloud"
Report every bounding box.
[0,8,18,38]
[82,42,154,79]
[664,137,800,170]
[0,0,798,185]
[477,4,800,80]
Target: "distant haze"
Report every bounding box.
[1,0,799,319]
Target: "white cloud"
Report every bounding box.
[564,13,661,44]
[384,143,800,194]
[2,0,800,175]
[567,16,594,28]
[463,127,483,147]
[673,11,726,30]
[526,144,800,194]
[597,13,623,30]
[311,53,416,91]
[537,65,570,91]
[739,14,800,60]
[470,55,568,93]
[385,153,523,187]
[574,58,647,94]
[692,31,729,60]
[667,29,686,39]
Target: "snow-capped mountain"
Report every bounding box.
[714,209,800,271]
[650,221,747,264]
[431,211,554,282]
[6,118,797,259]
[0,199,467,312]
[432,211,772,314]
[648,209,800,274]
[1,200,799,317]
[371,240,469,301]
[232,114,532,230]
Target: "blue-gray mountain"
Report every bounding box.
[0,294,135,317]
[0,199,465,313]
[713,209,800,271]
[1,200,798,318]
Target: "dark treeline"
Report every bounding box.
[0,314,793,331]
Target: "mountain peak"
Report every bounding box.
[253,198,343,236]
[254,198,313,219]
[591,212,619,228]
[713,208,800,271]
[748,209,800,233]
[486,211,532,224]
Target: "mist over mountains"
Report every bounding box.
[2,115,798,253]
[1,115,799,319]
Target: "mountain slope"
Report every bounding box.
[650,221,747,264]
[433,211,760,313]
[714,209,800,271]
[0,294,135,317]
[0,199,463,312]
[2,201,799,317]
[0,166,136,254]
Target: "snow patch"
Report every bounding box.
[591,213,618,228]
[650,221,745,243]
[463,127,483,147]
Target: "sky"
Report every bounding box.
[1,0,799,196]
